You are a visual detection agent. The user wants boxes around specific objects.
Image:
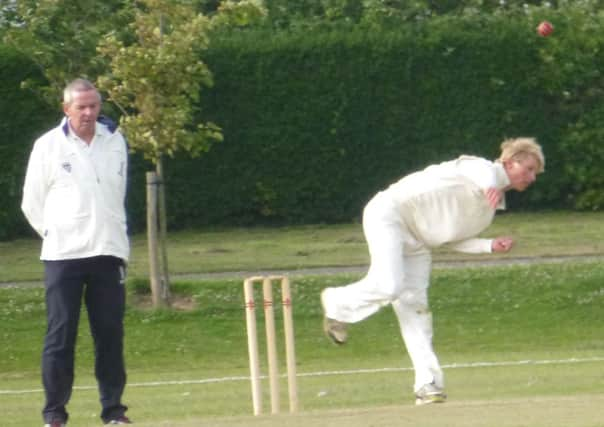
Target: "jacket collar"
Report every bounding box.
[60,115,117,137]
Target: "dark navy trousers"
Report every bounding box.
[42,256,128,424]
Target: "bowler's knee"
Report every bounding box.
[395,289,429,313]
[380,278,405,301]
[365,269,404,301]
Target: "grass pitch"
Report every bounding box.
[1,261,604,426]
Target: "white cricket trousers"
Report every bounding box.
[322,191,444,391]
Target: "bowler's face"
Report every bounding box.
[504,155,540,191]
[63,89,101,138]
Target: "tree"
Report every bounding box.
[255,0,604,30]
[1,0,135,105]
[97,0,265,306]
[0,0,264,101]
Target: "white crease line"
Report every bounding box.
[2,356,603,395]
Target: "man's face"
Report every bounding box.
[504,155,540,192]
[63,89,101,138]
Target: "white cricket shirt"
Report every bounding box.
[384,155,510,253]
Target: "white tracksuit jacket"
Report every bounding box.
[21,118,129,262]
[323,155,510,391]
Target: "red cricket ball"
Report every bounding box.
[537,21,554,37]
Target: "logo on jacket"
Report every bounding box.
[61,162,72,173]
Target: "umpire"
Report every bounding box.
[21,78,132,426]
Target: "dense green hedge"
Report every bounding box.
[0,45,55,240]
[161,19,570,229]
[2,10,604,239]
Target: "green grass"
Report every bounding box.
[1,211,604,283]
[2,261,604,426]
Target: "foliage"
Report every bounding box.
[212,0,268,28]
[0,0,265,110]
[524,2,604,210]
[97,0,267,164]
[252,0,604,31]
[178,19,563,226]
[97,0,222,163]
[3,2,604,236]
[1,0,135,105]
[0,44,55,240]
[559,109,604,210]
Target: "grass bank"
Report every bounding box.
[1,211,604,283]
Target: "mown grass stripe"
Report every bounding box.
[2,356,603,395]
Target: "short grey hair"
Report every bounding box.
[63,78,101,105]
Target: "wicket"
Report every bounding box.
[243,275,298,416]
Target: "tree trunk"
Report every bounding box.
[146,171,165,307]
[156,156,171,302]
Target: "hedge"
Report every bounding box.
[0,45,55,240]
[160,19,569,229]
[2,9,603,239]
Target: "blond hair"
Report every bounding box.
[497,137,545,173]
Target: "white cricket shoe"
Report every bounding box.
[415,382,447,405]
